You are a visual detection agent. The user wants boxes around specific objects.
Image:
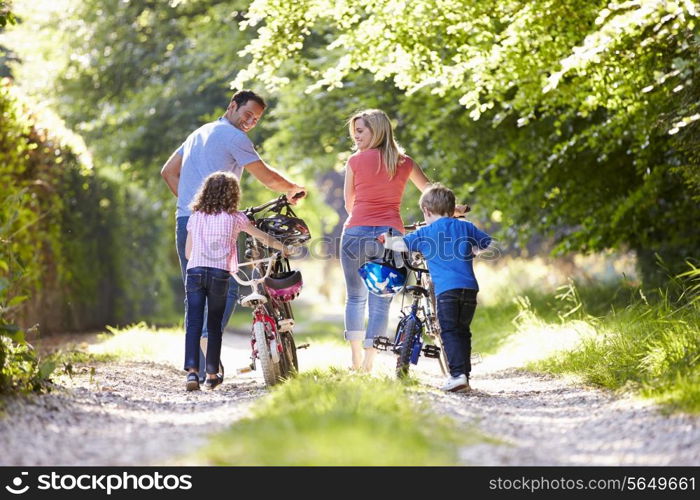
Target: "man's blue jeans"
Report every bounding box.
[184,266,230,374]
[436,288,477,377]
[176,217,239,374]
[340,225,397,348]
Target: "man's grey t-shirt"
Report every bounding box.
[176,117,261,218]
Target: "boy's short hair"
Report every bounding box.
[420,183,455,217]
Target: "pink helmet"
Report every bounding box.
[265,270,303,302]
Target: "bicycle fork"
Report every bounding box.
[250,309,281,366]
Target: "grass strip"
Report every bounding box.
[525,276,700,413]
[198,368,482,465]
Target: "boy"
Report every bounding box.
[381,184,491,392]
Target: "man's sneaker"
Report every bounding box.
[186,372,200,392]
[441,374,470,393]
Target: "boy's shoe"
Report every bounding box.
[441,374,470,393]
[204,374,224,390]
[186,372,200,392]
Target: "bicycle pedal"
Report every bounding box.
[296,343,310,350]
[373,336,391,351]
[237,362,255,374]
[422,344,441,358]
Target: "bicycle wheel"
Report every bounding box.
[254,321,280,387]
[279,331,298,378]
[425,278,450,376]
[431,323,450,376]
[265,302,297,380]
[396,317,419,378]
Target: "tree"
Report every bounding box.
[233,0,700,283]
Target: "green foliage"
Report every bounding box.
[198,368,480,465]
[0,335,54,394]
[5,0,254,188]
[233,0,700,284]
[0,1,15,27]
[530,268,700,413]
[0,80,177,335]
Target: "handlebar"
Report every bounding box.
[402,253,429,274]
[403,214,466,232]
[244,195,289,216]
[231,252,280,286]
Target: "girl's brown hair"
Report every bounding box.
[189,172,241,215]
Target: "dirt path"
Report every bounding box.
[1,330,698,466]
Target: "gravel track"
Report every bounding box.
[1,330,698,466]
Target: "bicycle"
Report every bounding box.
[373,247,449,377]
[374,219,481,378]
[232,195,310,387]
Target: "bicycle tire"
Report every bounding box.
[431,326,450,376]
[265,302,298,380]
[254,321,280,387]
[396,317,419,378]
[279,331,298,378]
[425,277,450,376]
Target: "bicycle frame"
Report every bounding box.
[232,195,308,386]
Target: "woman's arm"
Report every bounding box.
[344,163,355,215]
[408,161,468,215]
[408,161,431,192]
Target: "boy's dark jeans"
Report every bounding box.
[436,288,478,378]
[184,266,230,375]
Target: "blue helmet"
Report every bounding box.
[358,260,407,297]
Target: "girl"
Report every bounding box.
[341,109,432,372]
[184,172,289,390]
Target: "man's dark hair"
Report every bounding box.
[230,89,266,110]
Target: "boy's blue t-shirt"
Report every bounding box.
[403,217,491,296]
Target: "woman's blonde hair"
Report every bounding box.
[348,109,405,178]
[189,172,241,215]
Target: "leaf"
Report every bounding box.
[39,360,56,379]
[0,324,26,343]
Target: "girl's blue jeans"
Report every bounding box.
[340,225,398,348]
[184,266,230,374]
[176,216,238,377]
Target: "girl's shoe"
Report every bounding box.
[204,374,224,390]
[186,372,200,392]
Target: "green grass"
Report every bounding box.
[197,368,485,465]
[526,276,700,413]
[294,319,344,344]
[471,300,520,355]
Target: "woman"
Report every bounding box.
[341,109,431,372]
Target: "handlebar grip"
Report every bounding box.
[292,190,306,200]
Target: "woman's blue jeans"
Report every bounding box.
[340,225,398,348]
[184,266,230,374]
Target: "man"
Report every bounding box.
[161,89,306,381]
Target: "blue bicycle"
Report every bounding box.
[373,244,448,377]
[374,220,482,378]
